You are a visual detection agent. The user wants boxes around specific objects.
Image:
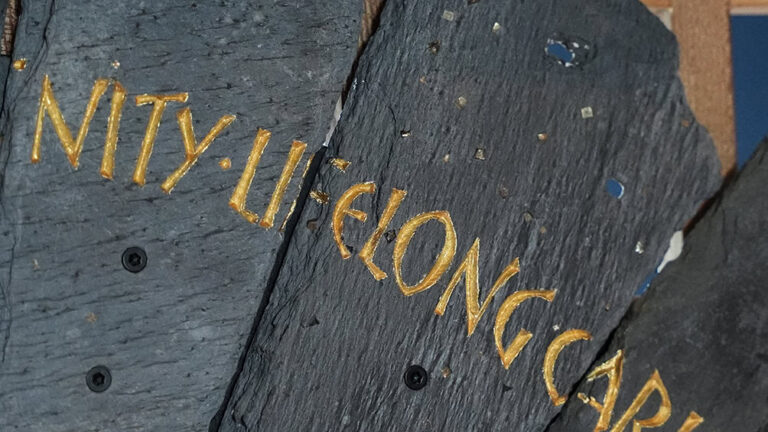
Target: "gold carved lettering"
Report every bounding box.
[229,128,271,223]
[133,92,189,186]
[543,329,592,406]
[332,182,376,259]
[160,107,236,193]
[610,370,671,432]
[259,140,307,228]
[100,82,126,179]
[329,158,350,172]
[358,188,407,280]
[677,412,704,432]
[493,290,556,369]
[32,75,110,168]
[578,350,625,432]
[434,238,520,336]
[393,211,457,296]
[309,189,330,204]
[279,154,314,232]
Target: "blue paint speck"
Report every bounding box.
[546,42,574,64]
[605,178,624,199]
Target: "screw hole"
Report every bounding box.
[404,365,428,390]
[121,247,147,273]
[86,365,112,393]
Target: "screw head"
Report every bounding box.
[86,365,112,393]
[121,247,147,273]
[403,365,428,390]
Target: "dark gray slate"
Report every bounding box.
[217,0,721,431]
[547,142,768,432]
[0,0,358,431]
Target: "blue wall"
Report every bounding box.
[731,16,768,168]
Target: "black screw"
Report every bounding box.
[121,247,147,273]
[403,365,428,390]
[86,365,112,393]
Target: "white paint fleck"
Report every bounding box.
[322,96,343,147]
[657,230,684,272]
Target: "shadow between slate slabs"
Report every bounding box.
[217,0,721,431]
[547,141,768,431]
[0,0,359,430]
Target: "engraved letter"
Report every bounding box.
[259,140,307,228]
[229,129,271,223]
[32,75,109,168]
[160,107,236,193]
[133,92,189,186]
[677,412,703,432]
[358,188,407,280]
[610,370,671,432]
[279,154,315,232]
[577,350,625,432]
[332,182,376,259]
[493,290,556,369]
[100,82,127,179]
[434,238,520,336]
[393,211,457,296]
[543,329,592,406]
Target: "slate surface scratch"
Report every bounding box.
[216,0,721,431]
[0,1,359,431]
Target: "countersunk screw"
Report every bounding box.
[404,365,428,390]
[122,247,147,273]
[86,365,112,393]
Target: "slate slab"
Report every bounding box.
[546,141,768,431]
[0,1,358,431]
[216,0,721,431]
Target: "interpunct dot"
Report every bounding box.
[218,157,232,170]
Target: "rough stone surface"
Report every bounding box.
[217,1,720,431]
[0,1,359,431]
[547,142,768,432]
